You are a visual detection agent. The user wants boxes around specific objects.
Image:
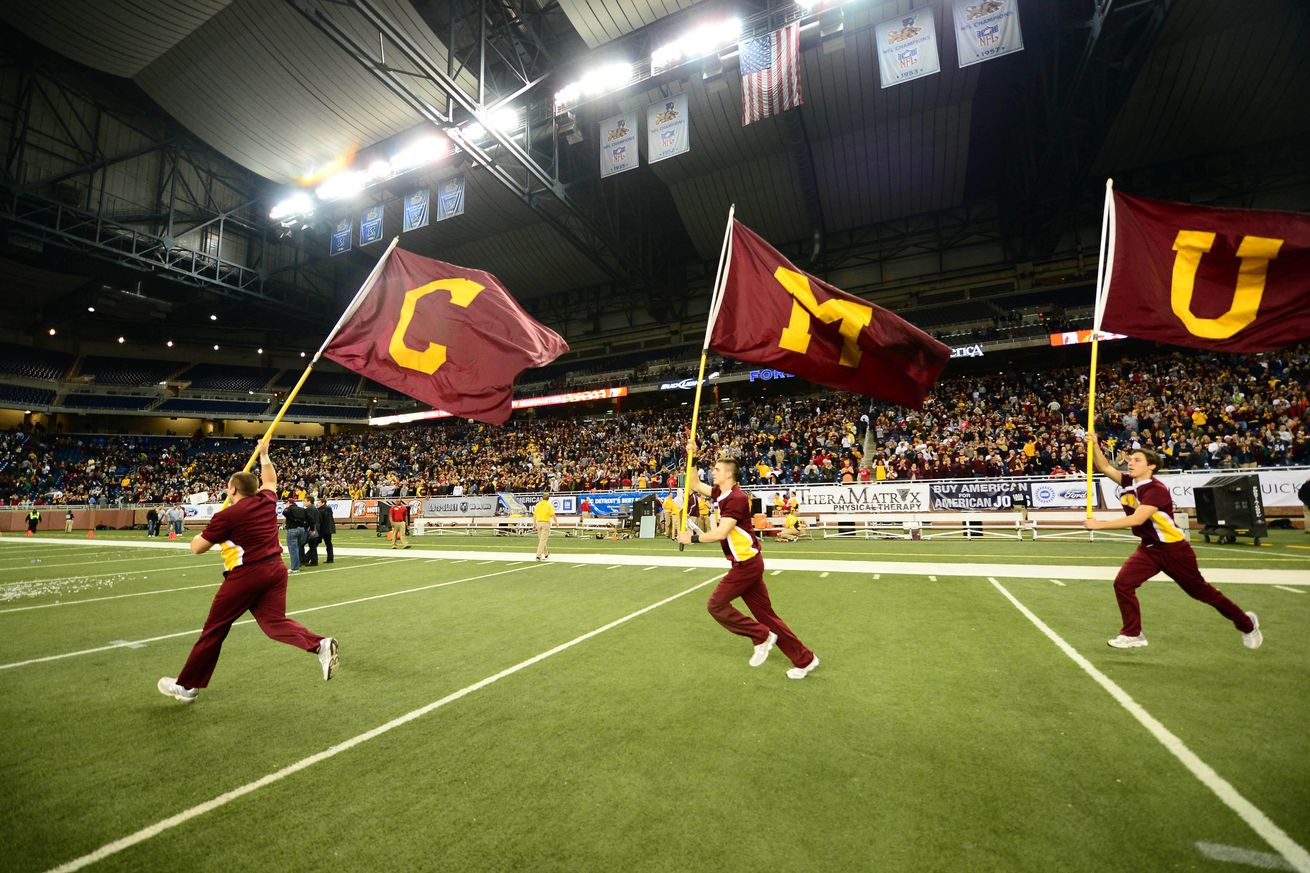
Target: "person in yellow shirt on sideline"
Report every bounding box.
[776,512,804,542]
[533,495,556,561]
[661,492,680,538]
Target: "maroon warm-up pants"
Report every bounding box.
[177,556,323,689]
[707,556,815,669]
[1114,542,1253,637]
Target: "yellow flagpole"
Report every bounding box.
[219,236,399,510]
[1085,180,1115,517]
[679,205,735,548]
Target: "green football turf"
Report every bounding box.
[0,531,1307,872]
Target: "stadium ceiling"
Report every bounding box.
[2,0,1308,322]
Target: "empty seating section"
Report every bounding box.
[79,356,179,386]
[284,403,367,419]
[0,385,56,407]
[63,394,156,410]
[155,398,269,415]
[179,363,275,392]
[0,343,72,381]
[299,372,360,396]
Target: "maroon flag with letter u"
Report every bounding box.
[1100,191,1310,351]
[323,247,567,424]
[711,221,950,409]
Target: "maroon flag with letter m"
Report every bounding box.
[323,247,567,424]
[711,221,950,409]
[1100,191,1310,351]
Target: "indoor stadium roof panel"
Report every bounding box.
[557,0,707,49]
[0,0,234,79]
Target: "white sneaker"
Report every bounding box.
[786,656,820,679]
[1107,634,1149,649]
[749,631,777,667]
[318,637,339,680]
[157,676,197,703]
[1242,612,1263,650]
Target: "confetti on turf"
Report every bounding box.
[0,574,131,603]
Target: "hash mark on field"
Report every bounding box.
[873,574,880,580]
[605,565,621,570]
[1273,585,1305,595]
[643,566,657,572]
[477,560,496,565]
[820,572,829,578]
[771,570,781,576]
[683,567,696,573]
[928,575,937,582]
[1196,841,1294,870]
[1051,579,1067,587]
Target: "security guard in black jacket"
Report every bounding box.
[316,497,336,564]
[282,499,314,570]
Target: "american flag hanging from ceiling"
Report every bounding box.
[738,21,803,126]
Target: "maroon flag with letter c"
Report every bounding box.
[711,221,950,409]
[323,247,567,424]
[1100,191,1310,351]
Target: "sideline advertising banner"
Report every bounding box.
[1028,480,1097,509]
[760,483,931,514]
[422,496,498,517]
[930,481,1029,511]
[1098,468,1309,510]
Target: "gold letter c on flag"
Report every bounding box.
[388,278,485,374]
[775,267,872,367]
[1170,230,1283,339]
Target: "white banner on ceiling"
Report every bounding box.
[952,0,1025,67]
[599,112,638,178]
[647,93,689,163]
[875,10,941,88]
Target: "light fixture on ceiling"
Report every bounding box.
[213,344,220,351]
[315,170,367,202]
[86,306,95,313]
[117,336,125,343]
[48,328,56,336]
[554,62,633,112]
[166,340,174,347]
[269,192,314,221]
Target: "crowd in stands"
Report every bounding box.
[2,345,1306,505]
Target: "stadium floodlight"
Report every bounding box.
[213,344,220,351]
[390,135,448,173]
[315,170,367,202]
[166,340,174,347]
[488,107,522,134]
[86,306,95,313]
[366,159,392,181]
[554,61,632,111]
[117,336,125,343]
[651,19,741,74]
[269,192,314,221]
[257,347,264,354]
[462,121,487,142]
[209,314,218,321]
[48,328,56,335]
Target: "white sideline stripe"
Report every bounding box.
[0,561,520,673]
[987,577,1310,873]
[42,574,721,873]
[1051,579,1067,587]
[1196,841,1295,870]
[0,561,199,589]
[0,581,216,615]
[0,551,184,572]
[1273,586,1305,595]
[2,536,1304,585]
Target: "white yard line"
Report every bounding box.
[0,551,186,573]
[988,576,1310,873]
[42,575,721,873]
[1273,586,1305,595]
[0,560,516,673]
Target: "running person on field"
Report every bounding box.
[157,438,338,704]
[1085,432,1262,650]
[677,438,819,679]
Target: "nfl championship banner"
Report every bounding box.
[875,10,941,88]
[360,204,384,246]
[330,218,352,256]
[647,94,689,163]
[599,113,638,178]
[1097,190,1310,351]
[403,188,430,232]
[436,175,465,221]
[322,246,568,424]
[952,0,1024,68]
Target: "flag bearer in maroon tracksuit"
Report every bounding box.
[677,439,819,679]
[1084,430,1262,651]
[157,439,338,703]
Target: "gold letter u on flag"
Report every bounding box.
[1170,231,1283,339]
[388,278,485,374]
